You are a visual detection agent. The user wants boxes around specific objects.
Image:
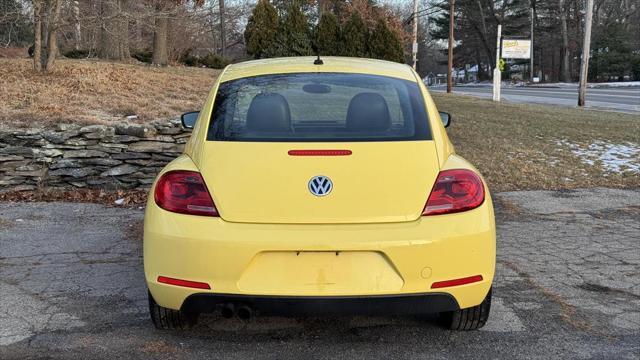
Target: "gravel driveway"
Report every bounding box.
[1,188,639,359]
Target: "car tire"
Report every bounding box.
[148,291,197,330]
[442,288,492,331]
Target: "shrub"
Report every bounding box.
[131,50,153,64]
[63,49,91,59]
[180,51,200,67]
[199,54,230,69]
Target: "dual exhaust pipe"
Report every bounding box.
[220,303,252,320]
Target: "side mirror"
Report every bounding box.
[181,111,199,129]
[439,111,452,128]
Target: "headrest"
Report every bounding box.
[246,93,291,132]
[346,92,391,132]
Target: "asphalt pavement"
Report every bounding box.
[430,85,640,114]
[0,188,639,359]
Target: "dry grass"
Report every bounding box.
[0,188,148,206]
[432,93,640,191]
[1,59,638,192]
[0,59,219,128]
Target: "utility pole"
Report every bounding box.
[492,24,502,101]
[412,0,419,70]
[530,7,534,83]
[447,0,455,93]
[578,0,594,107]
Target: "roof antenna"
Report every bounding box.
[312,42,323,65]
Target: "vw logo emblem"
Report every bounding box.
[308,175,333,197]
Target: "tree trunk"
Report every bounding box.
[99,0,129,60]
[119,4,130,60]
[135,19,143,50]
[551,47,556,81]
[219,0,226,57]
[44,0,62,72]
[41,0,50,68]
[208,4,217,54]
[73,0,81,50]
[559,0,571,82]
[152,4,169,66]
[447,0,454,93]
[33,0,43,72]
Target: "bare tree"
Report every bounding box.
[45,0,62,70]
[32,0,62,73]
[558,0,571,81]
[99,0,130,60]
[219,0,226,57]
[33,0,43,72]
[152,1,169,65]
[72,0,81,50]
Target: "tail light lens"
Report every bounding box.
[422,169,484,216]
[154,170,219,216]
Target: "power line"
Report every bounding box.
[403,8,442,25]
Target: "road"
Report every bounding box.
[1,189,639,359]
[430,85,640,113]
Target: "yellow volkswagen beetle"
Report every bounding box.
[144,57,495,331]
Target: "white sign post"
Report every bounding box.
[493,25,502,102]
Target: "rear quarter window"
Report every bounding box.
[207,73,431,142]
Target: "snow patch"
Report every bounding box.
[556,139,640,174]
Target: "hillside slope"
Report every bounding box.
[0,59,219,128]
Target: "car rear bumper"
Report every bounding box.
[180,293,459,316]
[144,195,496,312]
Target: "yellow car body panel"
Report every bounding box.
[144,156,495,310]
[218,56,418,83]
[144,57,495,315]
[198,141,440,224]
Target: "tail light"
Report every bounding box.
[422,169,484,216]
[154,170,219,216]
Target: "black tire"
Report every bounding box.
[442,288,492,331]
[148,291,197,330]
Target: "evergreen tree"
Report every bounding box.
[314,12,340,56]
[268,0,312,57]
[590,23,638,81]
[368,18,404,63]
[244,0,279,59]
[340,13,367,57]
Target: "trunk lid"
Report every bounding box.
[199,141,440,224]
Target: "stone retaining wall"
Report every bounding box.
[0,120,190,191]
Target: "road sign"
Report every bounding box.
[502,39,531,59]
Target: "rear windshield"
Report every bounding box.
[207,73,431,142]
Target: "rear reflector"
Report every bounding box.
[288,150,352,156]
[431,275,483,289]
[157,276,211,290]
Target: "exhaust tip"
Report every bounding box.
[237,305,252,320]
[220,304,235,319]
